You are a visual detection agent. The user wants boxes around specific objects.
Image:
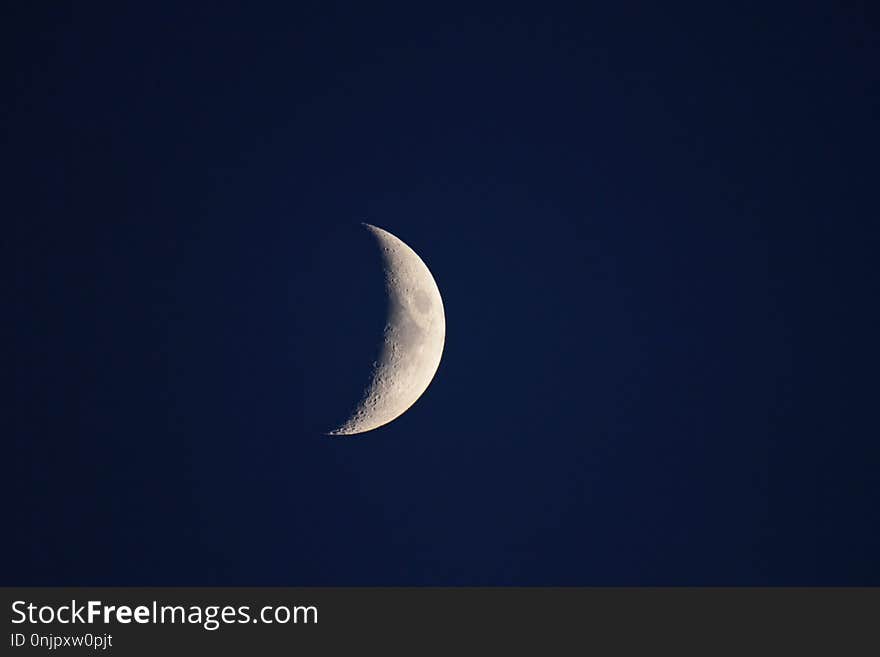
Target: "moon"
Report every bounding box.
[327,224,446,436]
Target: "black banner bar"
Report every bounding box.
[2,588,877,654]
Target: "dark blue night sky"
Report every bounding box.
[6,3,879,584]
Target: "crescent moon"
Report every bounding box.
[327,224,446,436]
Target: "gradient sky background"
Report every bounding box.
[6,3,879,584]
